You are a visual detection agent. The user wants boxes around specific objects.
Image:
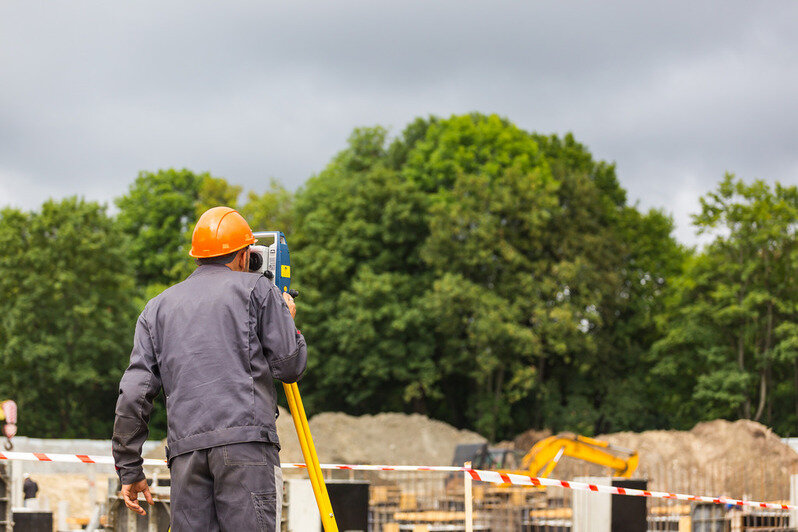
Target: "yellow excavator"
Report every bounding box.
[517,433,638,479]
[454,433,638,484]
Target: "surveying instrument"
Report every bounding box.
[251,231,339,532]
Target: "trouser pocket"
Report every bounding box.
[210,443,282,531]
[223,441,269,465]
[251,492,277,531]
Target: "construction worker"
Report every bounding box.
[23,473,39,509]
[112,206,307,531]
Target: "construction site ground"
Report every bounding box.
[23,412,798,528]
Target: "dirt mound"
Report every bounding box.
[513,428,552,452]
[146,407,485,468]
[604,419,798,499]
[601,419,795,472]
[295,410,486,465]
[514,419,798,500]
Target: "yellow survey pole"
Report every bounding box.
[283,382,338,532]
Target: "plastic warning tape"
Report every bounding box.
[1,451,793,511]
[0,451,161,466]
[284,463,795,511]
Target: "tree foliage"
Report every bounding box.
[115,168,286,294]
[653,175,798,433]
[240,179,295,235]
[115,169,203,290]
[3,114,796,442]
[291,127,433,417]
[293,114,685,439]
[0,198,138,437]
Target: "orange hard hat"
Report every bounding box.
[189,206,257,258]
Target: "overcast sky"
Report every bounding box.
[2,1,796,244]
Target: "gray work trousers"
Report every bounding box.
[169,442,283,531]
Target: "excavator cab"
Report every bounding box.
[452,443,523,470]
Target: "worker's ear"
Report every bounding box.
[239,248,250,272]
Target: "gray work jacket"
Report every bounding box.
[112,264,307,484]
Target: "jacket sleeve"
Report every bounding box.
[255,279,308,383]
[112,311,162,485]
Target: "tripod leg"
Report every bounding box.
[283,382,338,532]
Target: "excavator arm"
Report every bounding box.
[520,433,638,478]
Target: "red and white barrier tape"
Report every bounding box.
[1,451,793,511]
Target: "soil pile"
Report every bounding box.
[514,419,798,500]
[513,428,552,451]
[281,408,486,465]
[602,419,797,476]
[146,407,485,467]
[603,419,797,498]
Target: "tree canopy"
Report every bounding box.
[1,114,795,442]
[0,198,138,437]
[292,114,686,439]
[652,175,798,434]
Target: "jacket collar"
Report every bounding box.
[188,263,232,279]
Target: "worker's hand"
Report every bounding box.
[121,479,154,516]
[283,292,296,319]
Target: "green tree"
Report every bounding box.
[240,179,294,235]
[293,115,684,439]
[0,198,139,437]
[601,206,688,431]
[196,175,242,216]
[522,133,687,434]
[653,175,798,432]
[116,169,251,294]
[406,116,559,437]
[115,169,203,289]
[292,127,433,415]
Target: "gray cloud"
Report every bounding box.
[1,1,796,244]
